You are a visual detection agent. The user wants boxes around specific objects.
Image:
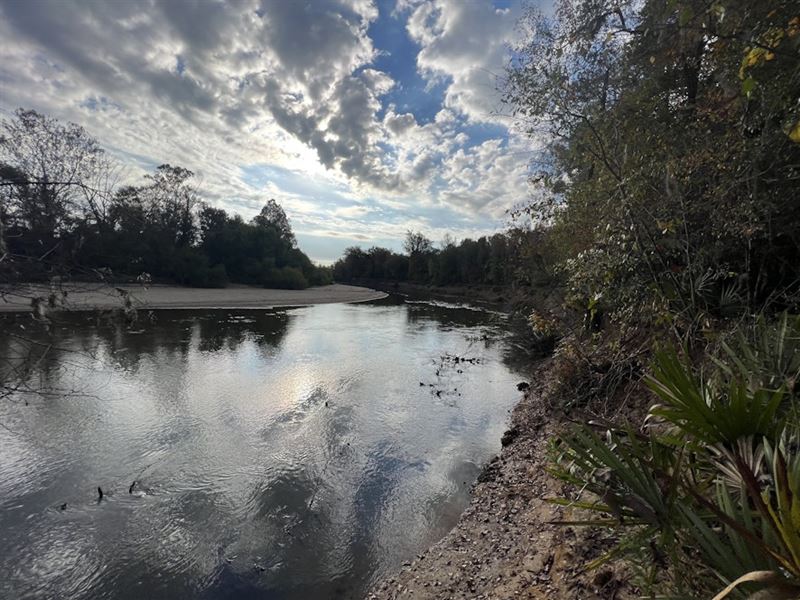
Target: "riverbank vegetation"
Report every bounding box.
[0,109,332,295]
[498,0,800,597]
[333,229,552,289]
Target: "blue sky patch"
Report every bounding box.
[369,0,447,124]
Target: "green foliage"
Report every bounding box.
[551,314,800,598]
[174,247,212,287]
[332,228,552,288]
[308,265,334,287]
[505,0,800,333]
[264,266,308,290]
[205,264,229,289]
[715,313,800,395]
[504,0,800,596]
[0,109,330,290]
[252,198,296,247]
[647,350,787,444]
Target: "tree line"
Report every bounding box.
[332,229,552,288]
[0,109,331,290]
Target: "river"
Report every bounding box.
[0,296,525,599]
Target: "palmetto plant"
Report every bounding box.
[551,314,800,599]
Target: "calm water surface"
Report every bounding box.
[0,297,524,599]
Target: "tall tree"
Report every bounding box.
[1,108,115,242]
[141,164,199,247]
[252,199,296,247]
[403,231,433,255]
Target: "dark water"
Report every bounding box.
[0,297,525,599]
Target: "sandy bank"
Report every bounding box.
[0,283,387,312]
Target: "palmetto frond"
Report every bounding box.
[551,313,800,598]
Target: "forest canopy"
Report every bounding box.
[332,229,551,288]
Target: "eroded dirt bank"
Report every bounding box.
[368,362,632,600]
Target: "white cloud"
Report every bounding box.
[404,0,521,123]
[333,205,374,218]
[438,137,532,217]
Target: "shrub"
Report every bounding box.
[308,266,333,286]
[205,264,228,288]
[174,248,210,287]
[265,266,307,290]
[550,314,800,598]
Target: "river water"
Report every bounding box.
[0,297,525,599]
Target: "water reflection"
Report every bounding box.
[0,299,525,599]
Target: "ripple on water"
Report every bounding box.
[2,520,104,599]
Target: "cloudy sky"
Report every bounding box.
[0,0,545,263]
